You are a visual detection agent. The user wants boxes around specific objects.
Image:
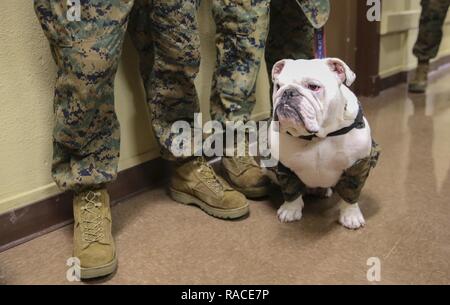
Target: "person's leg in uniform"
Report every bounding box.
[265,0,314,80]
[211,0,272,199]
[34,0,134,279]
[128,0,155,102]
[409,0,450,93]
[128,0,248,219]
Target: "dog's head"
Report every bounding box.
[271,58,357,138]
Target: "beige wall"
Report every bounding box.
[380,0,450,78]
[0,1,271,214]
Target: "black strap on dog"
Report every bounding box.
[295,105,365,141]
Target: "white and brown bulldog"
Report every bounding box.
[268,58,380,230]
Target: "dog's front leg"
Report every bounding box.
[274,162,306,223]
[278,196,305,223]
[339,201,366,230]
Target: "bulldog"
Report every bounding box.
[268,58,380,230]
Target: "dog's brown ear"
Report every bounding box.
[272,59,292,82]
[326,58,356,86]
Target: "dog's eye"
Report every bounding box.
[275,83,281,91]
[307,84,321,91]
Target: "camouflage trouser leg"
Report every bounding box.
[265,0,314,77]
[128,0,155,97]
[34,0,134,191]
[130,0,201,160]
[413,0,450,61]
[274,141,380,204]
[210,0,270,124]
[334,141,380,204]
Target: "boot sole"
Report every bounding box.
[227,182,270,199]
[408,85,426,94]
[80,255,118,280]
[222,173,270,199]
[169,188,249,220]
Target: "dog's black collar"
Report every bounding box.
[291,105,365,141]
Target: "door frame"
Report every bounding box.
[354,0,382,96]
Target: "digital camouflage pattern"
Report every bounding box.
[413,0,450,61]
[34,0,134,192]
[265,0,330,67]
[34,0,201,191]
[335,141,380,204]
[297,0,330,29]
[127,0,202,160]
[275,141,380,204]
[34,0,271,191]
[275,162,308,202]
[210,0,270,124]
[265,0,328,80]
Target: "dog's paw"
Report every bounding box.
[339,203,366,230]
[277,198,304,223]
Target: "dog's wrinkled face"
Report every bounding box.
[272,58,356,137]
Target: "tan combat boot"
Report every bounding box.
[222,152,271,199]
[409,61,429,93]
[73,189,117,279]
[170,157,249,219]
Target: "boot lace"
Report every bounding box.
[197,160,225,193]
[80,191,105,243]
